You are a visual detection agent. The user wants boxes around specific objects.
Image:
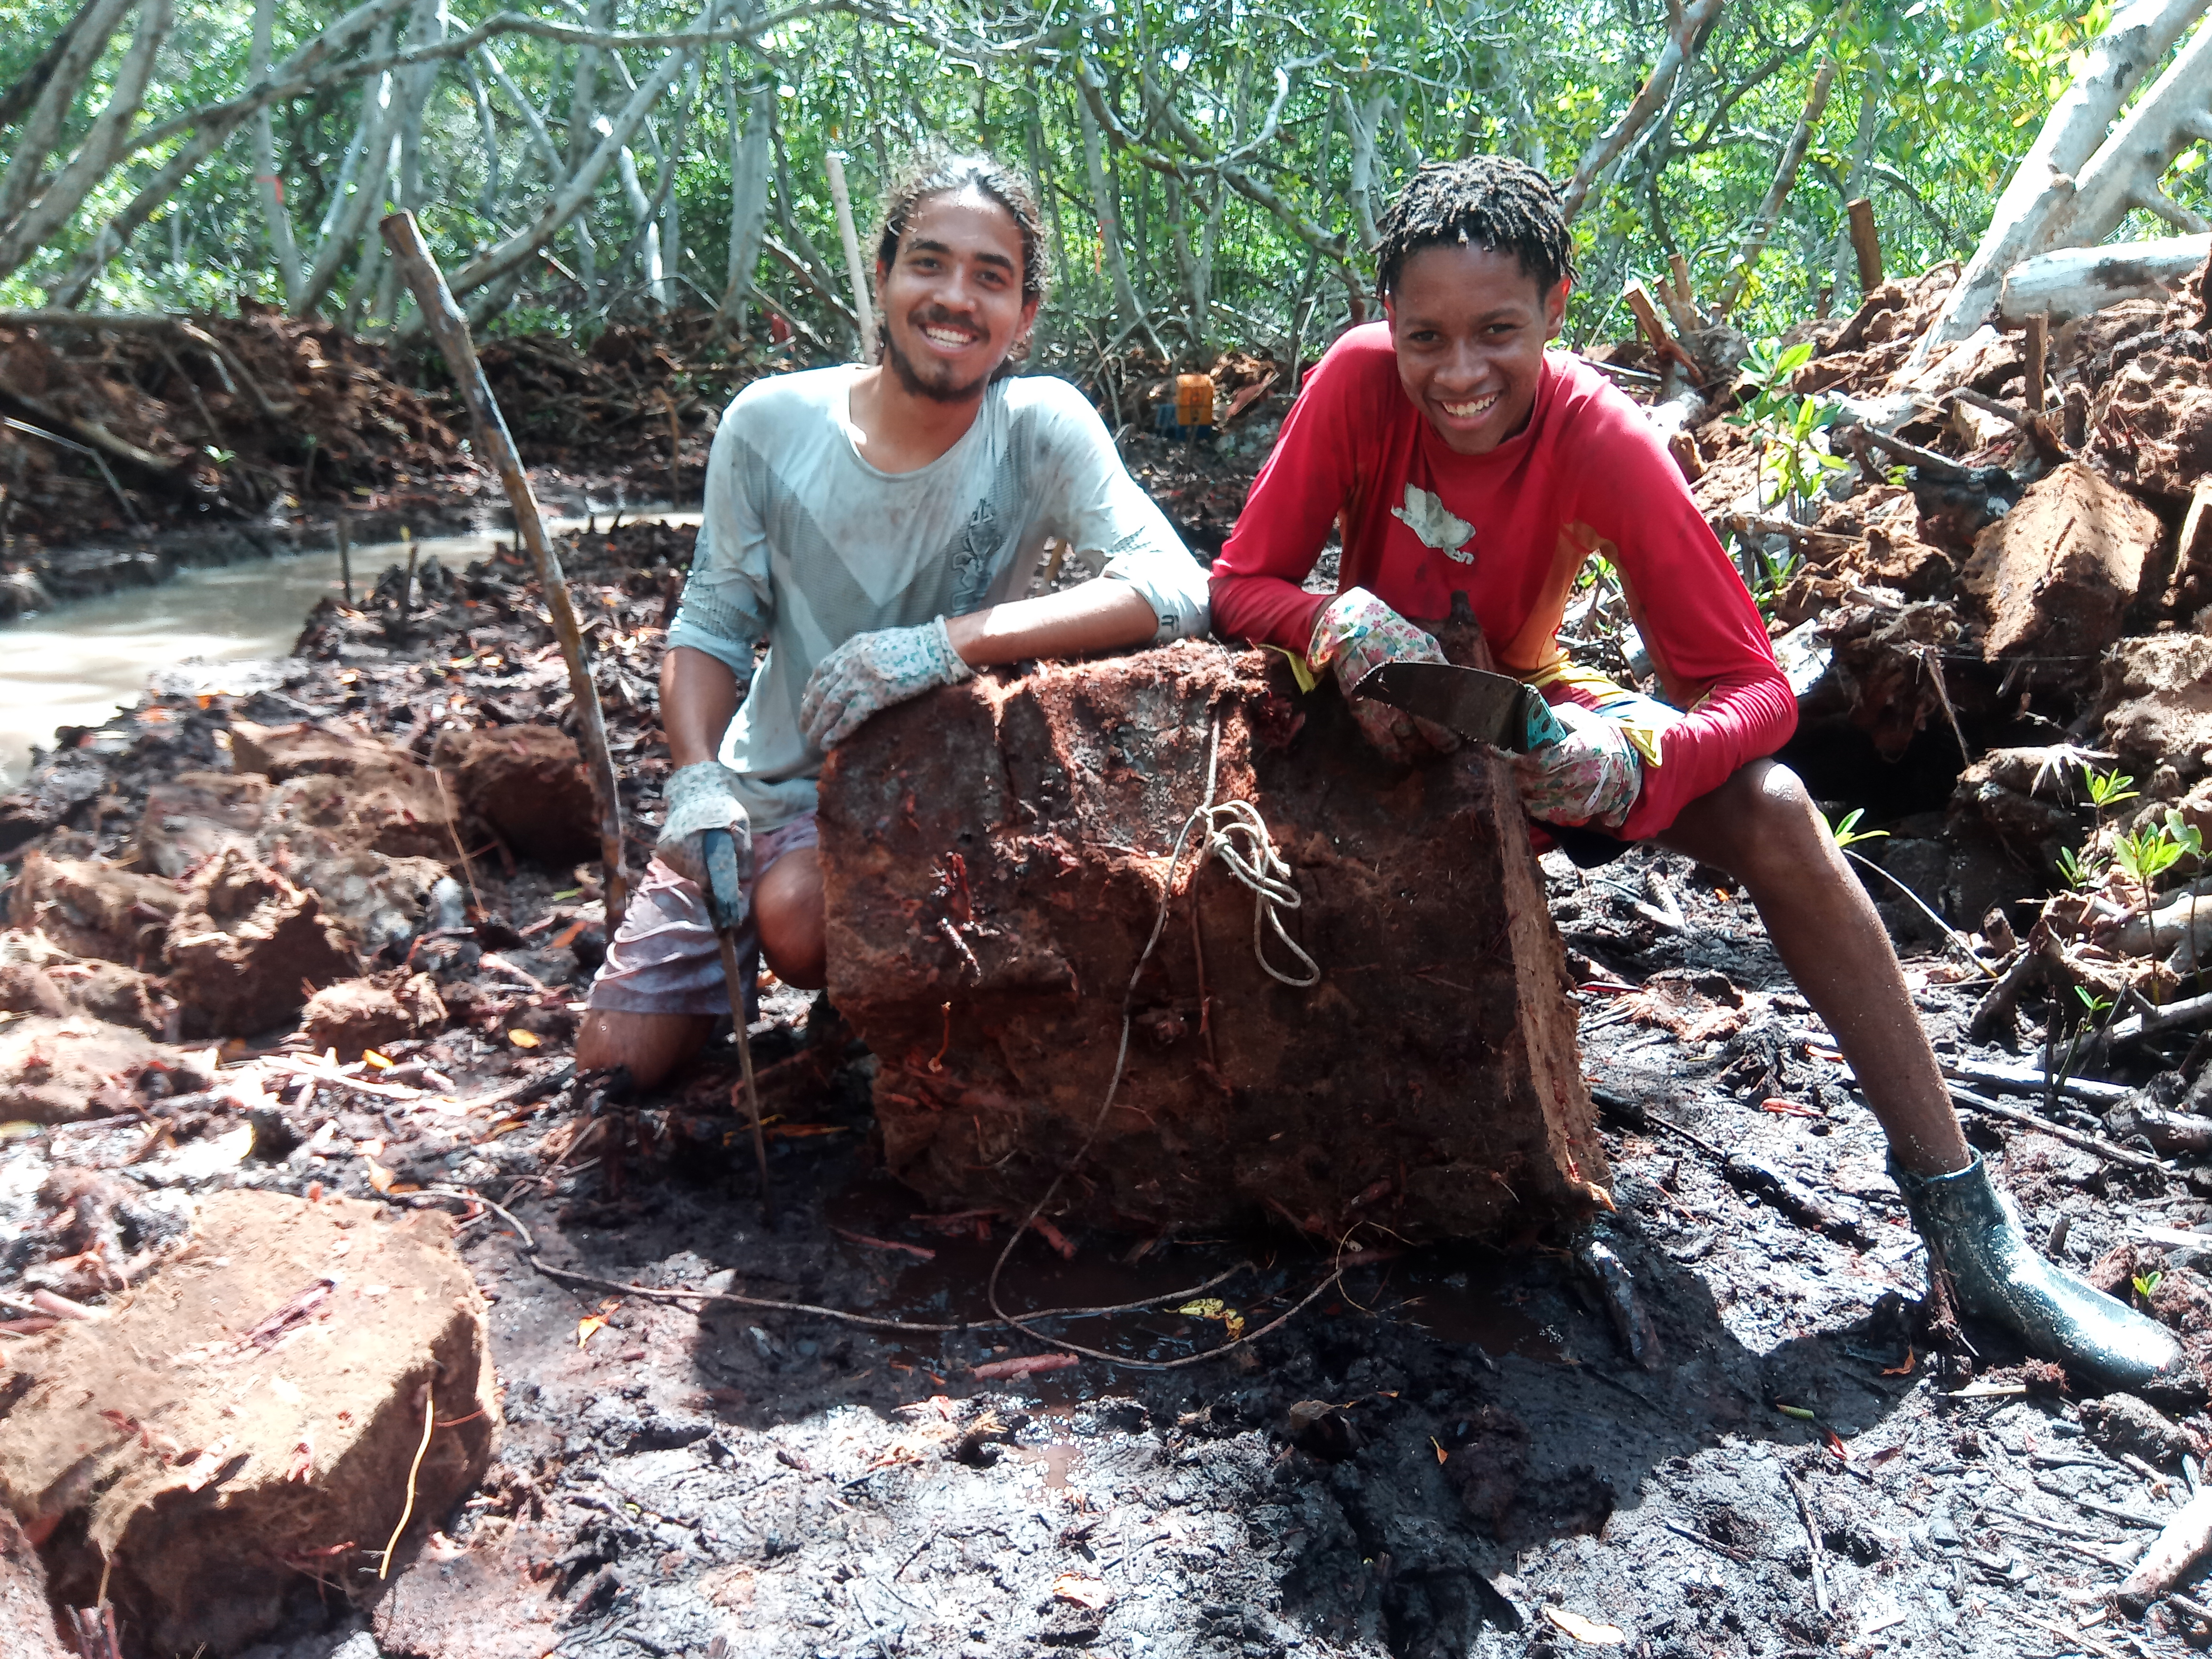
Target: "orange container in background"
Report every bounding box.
[1174,373,1216,428]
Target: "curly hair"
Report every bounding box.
[1374,156,1577,300]
[873,151,1049,374]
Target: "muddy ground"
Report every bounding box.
[12,820,2212,1659]
[0,518,2208,1658]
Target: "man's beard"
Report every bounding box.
[883,320,997,404]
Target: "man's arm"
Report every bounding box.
[661,645,744,767]
[944,579,1160,666]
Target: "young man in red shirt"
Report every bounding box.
[1210,157,2180,1391]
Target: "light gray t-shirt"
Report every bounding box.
[665,366,1211,831]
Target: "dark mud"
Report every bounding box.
[11,838,2212,1658]
[2,509,2207,1658]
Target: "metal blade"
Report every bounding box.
[1349,660,1565,752]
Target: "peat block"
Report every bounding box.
[0,1189,498,1655]
[818,640,1607,1241]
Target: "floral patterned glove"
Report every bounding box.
[799,616,976,749]
[657,761,752,900]
[1509,702,1643,830]
[1306,588,1462,765]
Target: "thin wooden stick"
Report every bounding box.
[379,210,628,920]
[2025,311,2049,413]
[824,149,874,357]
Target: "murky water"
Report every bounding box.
[0,511,698,788]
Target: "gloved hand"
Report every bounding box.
[1306,588,1461,765]
[1510,702,1642,829]
[656,761,752,908]
[799,615,975,750]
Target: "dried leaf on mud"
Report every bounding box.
[1052,1573,1113,1610]
[1543,1605,1626,1645]
[972,1353,1079,1380]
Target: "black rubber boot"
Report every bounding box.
[1892,1152,2185,1392]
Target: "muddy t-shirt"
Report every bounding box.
[667,366,1209,832]
[1207,325,1793,841]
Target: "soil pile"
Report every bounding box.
[0,303,467,548]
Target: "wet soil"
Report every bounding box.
[1,489,2207,1656]
[9,827,2212,1658]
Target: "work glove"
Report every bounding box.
[656,761,752,912]
[1306,587,1461,765]
[799,616,975,750]
[1510,702,1643,830]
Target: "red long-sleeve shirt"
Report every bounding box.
[1209,325,1794,840]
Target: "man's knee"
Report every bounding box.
[575,1008,716,1091]
[756,849,827,990]
[1671,759,1828,880]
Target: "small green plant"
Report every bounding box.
[2134,1271,2164,1302]
[2084,766,2138,810]
[1825,807,1889,851]
[2114,821,2185,887]
[1760,396,1851,509]
[2073,984,2114,1018]
[1732,337,1818,423]
[1728,338,1848,520]
[2055,844,2100,890]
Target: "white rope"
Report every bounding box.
[1195,796,1319,988]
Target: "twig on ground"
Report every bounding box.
[1940,1057,2131,1106]
[1775,1458,1829,1616]
[1948,1085,2166,1172]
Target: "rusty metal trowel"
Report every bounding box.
[1350,660,1570,753]
[701,826,773,1222]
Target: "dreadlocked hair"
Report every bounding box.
[873,150,1050,377]
[1374,156,1576,300]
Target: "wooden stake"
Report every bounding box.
[379,211,629,922]
[1665,252,1699,332]
[1846,197,1882,292]
[662,388,682,503]
[337,511,352,606]
[2025,310,2049,413]
[823,149,875,359]
[1623,278,1704,385]
[401,526,417,639]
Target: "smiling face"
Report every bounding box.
[874,186,1040,405]
[1385,243,1570,456]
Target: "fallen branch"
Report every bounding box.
[2122,1487,2212,1601]
[2098,990,2212,1051]
[1948,1084,2167,1172]
[1940,1057,2132,1106]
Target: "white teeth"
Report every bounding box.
[1443,392,1500,418]
[921,327,976,347]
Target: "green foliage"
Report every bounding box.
[1825,807,1888,851]
[2134,1271,2164,1302]
[2084,767,2138,811]
[2055,844,2100,891]
[0,0,2171,358]
[2114,821,2185,888]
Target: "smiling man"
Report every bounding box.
[576,152,1206,1090]
[1209,156,2184,1391]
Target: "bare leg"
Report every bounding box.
[756,847,827,990]
[1652,758,1971,1177]
[574,1009,718,1091]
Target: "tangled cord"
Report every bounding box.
[984,711,1342,1371]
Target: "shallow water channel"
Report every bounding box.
[1,513,698,787]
